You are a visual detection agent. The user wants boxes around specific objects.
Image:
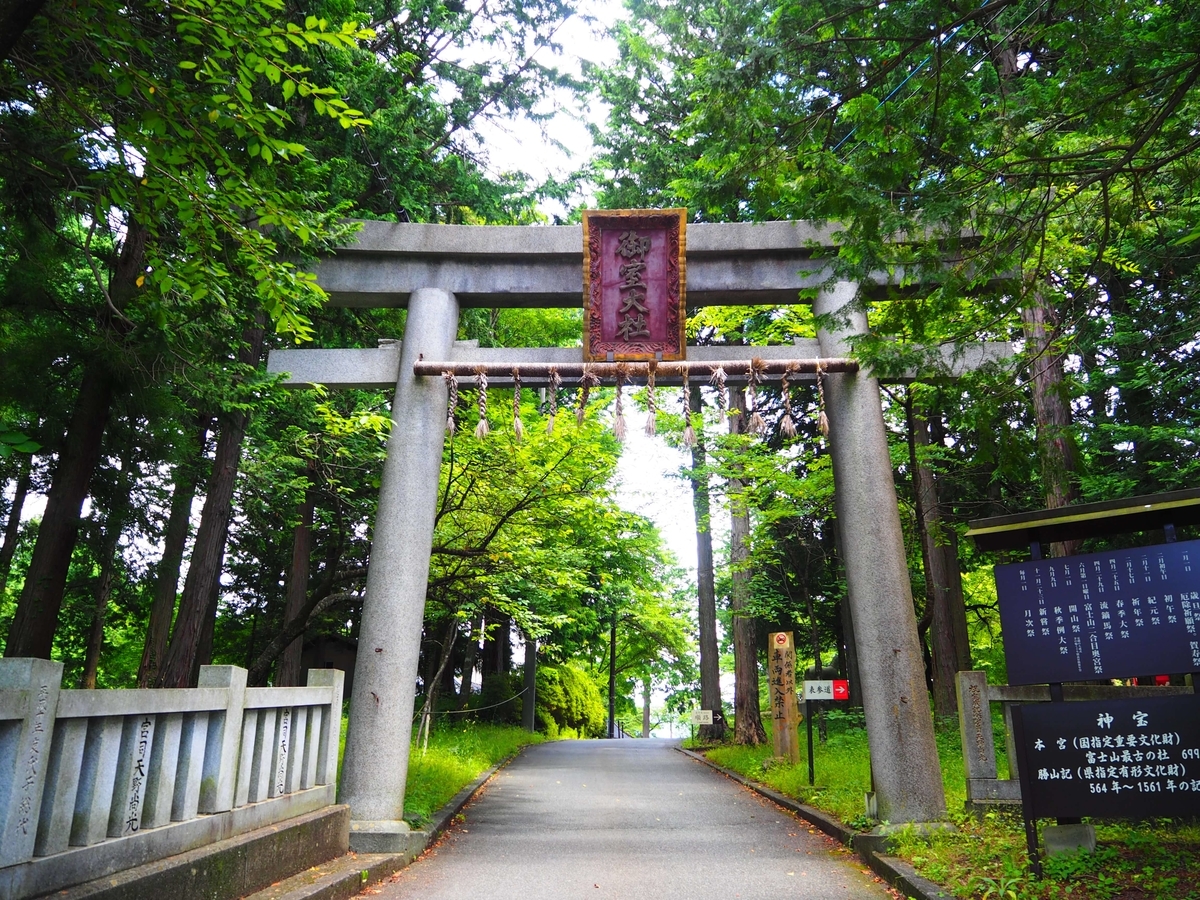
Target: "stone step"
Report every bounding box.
[241,850,418,900]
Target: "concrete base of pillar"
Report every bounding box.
[1043,824,1097,857]
[348,820,423,854]
[855,821,957,857]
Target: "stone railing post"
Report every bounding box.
[957,671,998,783]
[197,665,247,813]
[306,668,345,788]
[0,658,63,867]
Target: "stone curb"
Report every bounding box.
[247,749,526,900]
[676,748,960,900]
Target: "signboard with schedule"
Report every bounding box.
[995,539,1200,685]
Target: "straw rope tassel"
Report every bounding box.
[779,366,798,439]
[511,367,524,441]
[547,368,561,435]
[443,371,459,435]
[747,359,766,436]
[577,366,599,427]
[474,368,490,438]
[681,370,696,448]
[613,364,628,442]
[644,364,657,437]
[816,359,830,438]
[710,366,728,417]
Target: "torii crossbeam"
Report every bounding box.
[267,220,1012,850]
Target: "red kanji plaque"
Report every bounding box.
[582,208,687,362]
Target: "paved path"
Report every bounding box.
[364,739,895,900]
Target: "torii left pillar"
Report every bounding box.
[339,287,459,852]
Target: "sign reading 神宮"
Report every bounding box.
[1012,694,1200,820]
[582,209,687,362]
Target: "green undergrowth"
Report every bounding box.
[700,710,1200,899]
[400,724,543,828]
[700,708,976,824]
[336,712,543,828]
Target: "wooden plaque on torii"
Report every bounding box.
[582,209,687,362]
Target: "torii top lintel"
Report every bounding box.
[314,219,969,309]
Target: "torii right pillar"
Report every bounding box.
[815,281,947,824]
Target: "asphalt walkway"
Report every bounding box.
[362,739,895,900]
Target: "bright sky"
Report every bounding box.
[613,417,699,573]
[465,0,623,207]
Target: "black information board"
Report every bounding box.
[996,539,1200,685]
[1011,695,1200,820]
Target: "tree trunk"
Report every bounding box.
[688,385,725,741]
[0,0,49,66]
[81,530,121,689]
[276,464,316,686]
[4,365,113,658]
[416,619,458,749]
[155,325,264,687]
[642,674,652,738]
[608,612,617,739]
[459,616,481,707]
[246,588,360,685]
[81,454,135,689]
[728,387,766,746]
[522,634,537,732]
[5,220,145,659]
[831,519,864,707]
[0,453,32,596]
[480,611,500,676]
[498,614,512,672]
[1021,287,1081,556]
[138,419,209,687]
[907,399,971,718]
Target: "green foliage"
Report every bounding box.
[3,0,374,343]
[591,0,1200,511]
[0,430,39,458]
[535,662,606,738]
[474,672,522,725]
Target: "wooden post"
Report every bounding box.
[768,632,800,764]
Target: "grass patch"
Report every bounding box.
[704,709,974,826]
[336,712,543,828]
[703,711,1200,899]
[402,723,543,827]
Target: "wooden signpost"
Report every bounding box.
[768,632,800,765]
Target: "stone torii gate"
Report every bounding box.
[268,219,1010,851]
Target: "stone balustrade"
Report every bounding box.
[0,659,344,900]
